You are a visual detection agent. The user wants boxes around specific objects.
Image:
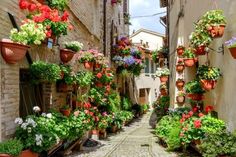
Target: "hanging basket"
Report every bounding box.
[60,49,75,63]
[176,64,185,73]
[194,45,207,55]
[228,47,236,59]
[176,47,185,56]
[0,39,29,64]
[208,25,225,38]
[176,80,185,90]
[160,76,168,83]
[0,154,11,157]
[160,89,167,96]
[200,79,217,91]
[19,150,38,157]
[60,108,71,117]
[176,96,185,105]
[84,61,94,69]
[184,58,195,67]
[187,93,204,101]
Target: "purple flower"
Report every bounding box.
[124,56,135,65]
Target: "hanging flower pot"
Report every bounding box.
[176,95,185,105]
[0,39,29,64]
[207,25,225,38]
[60,108,71,117]
[200,79,217,91]
[160,75,168,83]
[184,58,195,67]
[19,149,38,157]
[176,46,185,56]
[160,88,167,96]
[228,47,236,59]
[176,64,185,73]
[176,79,185,90]
[84,61,94,69]
[95,82,103,88]
[60,49,75,63]
[187,93,204,101]
[0,154,11,157]
[94,63,101,69]
[194,45,207,55]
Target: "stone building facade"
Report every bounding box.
[167,0,236,131]
[0,0,129,140]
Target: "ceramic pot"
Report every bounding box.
[200,79,217,91]
[194,45,206,55]
[176,47,185,56]
[19,150,38,157]
[228,47,236,59]
[176,64,185,73]
[176,80,185,90]
[60,49,75,63]
[187,93,204,101]
[160,76,168,83]
[184,58,195,67]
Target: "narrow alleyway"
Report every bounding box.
[69,112,177,157]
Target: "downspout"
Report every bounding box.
[103,0,107,56]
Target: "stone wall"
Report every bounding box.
[0,0,128,140]
[169,0,236,131]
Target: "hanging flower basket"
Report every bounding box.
[19,149,38,157]
[194,45,207,55]
[184,58,195,67]
[95,82,103,88]
[0,39,29,64]
[176,95,185,105]
[60,49,75,63]
[160,76,168,83]
[228,47,236,59]
[94,63,101,69]
[0,154,11,157]
[200,79,217,91]
[187,93,204,101]
[176,80,185,90]
[176,64,185,73]
[60,108,71,117]
[176,46,185,56]
[160,89,167,96]
[207,25,225,38]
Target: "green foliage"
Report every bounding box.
[75,71,94,87]
[89,88,104,105]
[78,51,95,62]
[198,130,236,157]
[197,65,221,81]
[156,68,170,77]
[201,115,226,134]
[185,80,205,94]
[151,50,160,63]
[121,96,132,111]
[98,115,112,129]
[141,104,149,112]
[30,61,61,84]
[44,20,68,36]
[0,139,23,156]
[47,0,68,11]
[189,30,213,47]
[107,91,121,112]
[64,41,83,52]
[183,48,195,58]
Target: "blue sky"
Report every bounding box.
[129,0,166,35]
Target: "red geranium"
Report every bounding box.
[61,11,69,21]
[188,111,193,117]
[28,3,37,12]
[96,72,102,79]
[19,0,29,9]
[194,119,202,128]
[205,105,214,114]
[46,29,52,38]
[198,112,204,117]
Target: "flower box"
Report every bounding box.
[200,79,217,91]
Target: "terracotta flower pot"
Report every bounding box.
[176,64,185,73]
[91,129,99,135]
[0,154,11,157]
[160,76,168,83]
[187,93,204,101]
[0,39,29,64]
[60,49,75,63]
[200,79,217,91]
[208,25,225,38]
[228,47,236,59]
[194,45,206,55]
[193,139,201,145]
[94,63,101,69]
[19,150,38,157]
[176,96,185,105]
[84,62,94,69]
[176,47,185,56]
[95,82,103,88]
[60,109,71,117]
[99,129,106,134]
[160,89,167,96]
[176,80,185,90]
[184,58,195,67]
[111,125,117,133]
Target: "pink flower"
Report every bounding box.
[28,3,37,12]
[96,73,102,79]
[19,0,29,9]
[194,120,202,129]
[198,113,204,117]
[188,111,194,116]
[46,30,52,38]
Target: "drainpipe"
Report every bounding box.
[103,0,107,56]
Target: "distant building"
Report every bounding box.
[130,28,165,105]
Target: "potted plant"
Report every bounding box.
[30,61,61,84]
[176,78,185,90]
[124,13,131,25]
[0,20,46,64]
[159,84,168,96]
[196,65,221,91]
[78,51,95,69]
[183,48,197,67]
[75,71,94,87]
[189,31,212,55]
[156,68,170,83]
[176,45,185,56]
[60,41,83,63]
[176,91,185,105]
[152,50,161,63]
[225,37,236,59]
[176,59,185,73]
[185,80,205,101]
[46,0,68,11]
[196,10,226,38]
[0,139,23,157]
[60,105,71,117]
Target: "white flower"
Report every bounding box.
[27,127,32,133]
[26,118,37,127]
[21,123,28,130]
[33,106,41,113]
[15,118,23,125]
[41,113,47,117]
[36,141,42,146]
[35,134,43,141]
[46,113,52,119]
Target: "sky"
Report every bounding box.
[129,0,166,35]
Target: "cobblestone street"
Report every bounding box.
[69,112,177,157]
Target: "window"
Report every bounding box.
[145,58,149,73]
[139,89,145,97]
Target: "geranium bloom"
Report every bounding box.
[19,0,29,9]
[61,11,69,21]
[188,111,194,116]
[96,73,102,78]
[194,120,202,128]
[193,106,198,112]
[198,112,204,117]
[46,29,52,38]
[205,105,214,113]
[28,3,37,12]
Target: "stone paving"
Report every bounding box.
[68,111,178,157]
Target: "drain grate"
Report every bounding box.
[141,144,150,147]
